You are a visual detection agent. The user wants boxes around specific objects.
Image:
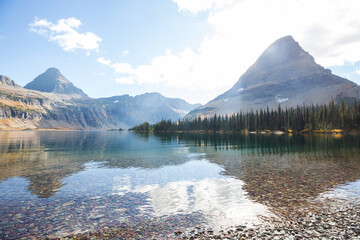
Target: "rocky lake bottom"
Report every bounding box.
[0,131,360,239]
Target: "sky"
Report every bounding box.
[1,0,360,104]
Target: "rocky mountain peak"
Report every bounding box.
[256,35,314,66]
[24,68,87,96]
[187,35,358,119]
[0,75,17,87]
[45,67,61,76]
[235,35,326,90]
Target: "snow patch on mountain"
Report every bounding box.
[170,107,189,116]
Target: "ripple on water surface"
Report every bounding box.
[1,131,360,238]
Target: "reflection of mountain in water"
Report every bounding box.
[169,133,360,215]
[0,131,192,198]
[0,132,83,198]
[1,131,360,207]
[170,132,360,154]
[213,152,360,216]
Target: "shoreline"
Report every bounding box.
[0,128,357,135]
[179,197,360,239]
[131,129,358,135]
[60,196,360,239]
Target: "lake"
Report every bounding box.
[1,131,360,239]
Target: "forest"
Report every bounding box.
[130,99,360,133]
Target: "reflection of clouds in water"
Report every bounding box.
[320,180,360,200]
[112,174,132,195]
[111,158,222,192]
[172,146,190,154]
[144,178,270,229]
[84,161,105,170]
[111,156,270,229]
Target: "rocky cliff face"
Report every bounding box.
[187,36,359,118]
[0,87,56,129]
[0,84,132,130]
[0,71,200,130]
[0,75,18,87]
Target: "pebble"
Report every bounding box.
[176,199,360,240]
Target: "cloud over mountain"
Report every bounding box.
[96,0,360,104]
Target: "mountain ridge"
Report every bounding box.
[187,35,359,118]
[0,70,200,130]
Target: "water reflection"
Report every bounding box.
[1,131,360,238]
[322,179,360,200]
[110,160,270,230]
[144,177,270,229]
[170,132,360,154]
[1,131,360,202]
[0,131,187,198]
[213,153,360,215]
[0,131,86,197]
[169,133,360,215]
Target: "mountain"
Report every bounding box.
[0,75,111,130]
[0,75,18,87]
[134,92,201,120]
[24,68,87,97]
[187,35,359,118]
[0,70,200,130]
[97,92,201,127]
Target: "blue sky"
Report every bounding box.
[1,0,360,104]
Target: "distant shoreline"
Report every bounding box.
[0,128,88,131]
[0,128,358,135]
[130,129,359,135]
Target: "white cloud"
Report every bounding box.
[356,69,360,75]
[122,50,129,56]
[30,17,102,52]
[172,0,234,14]
[111,63,134,74]
[97,57,111,65]
[101,0,360,103]
[116,76,135,84]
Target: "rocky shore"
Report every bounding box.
[178,199,360,240]
[60,197,360,239]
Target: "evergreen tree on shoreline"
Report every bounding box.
[130,99,360,133]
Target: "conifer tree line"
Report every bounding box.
[130,99,360,132]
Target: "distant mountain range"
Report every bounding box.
[0,69,200,130]
[187,36,360,118]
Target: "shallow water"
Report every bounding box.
[0,131,360,238]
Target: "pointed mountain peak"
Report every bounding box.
[267,35,300,55]
[187,35,358,119]
[45,67,61,74]
[42,67,70,84]
[236,35,324,90]
[255,35,314,66]
[24,68,87,96]
[46,67,60,72]
[265,35,297,50]
[274,35,296,44]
